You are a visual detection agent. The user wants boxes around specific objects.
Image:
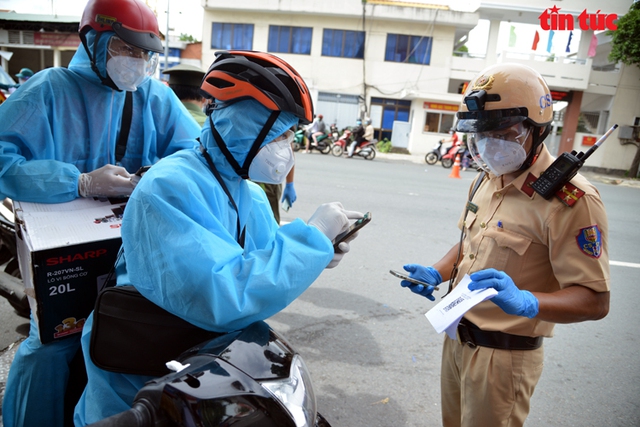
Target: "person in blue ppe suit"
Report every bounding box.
[74,50,363,424]
[161,63,297,224]
[0,0,200,426]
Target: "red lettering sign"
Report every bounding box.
[539,7,618,31]
[34,32,81,48]
[46,249,109,266]
[423,102,459,111]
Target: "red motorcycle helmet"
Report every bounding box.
[79,0,163,53]
[201,50,314,124]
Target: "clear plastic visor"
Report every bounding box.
[107,36,158,76]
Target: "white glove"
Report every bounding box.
[78,164,134,197]
[307,202,363,242]
[327,241,350,269]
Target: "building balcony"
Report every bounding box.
[447,50,621,95]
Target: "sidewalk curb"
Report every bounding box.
[375,152,640,188]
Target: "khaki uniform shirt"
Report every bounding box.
[455,145,609,337]
[183,101,207,127]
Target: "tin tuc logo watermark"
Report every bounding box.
[539,6,618,31]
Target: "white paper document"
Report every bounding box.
[425,274,498,339]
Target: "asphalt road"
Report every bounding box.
[1,151,639,426]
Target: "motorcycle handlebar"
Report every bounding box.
[86,401,155,427]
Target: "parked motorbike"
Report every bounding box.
[292,124,337,155]
[424,139,451,165]
[440,144,465,168]
[0,198,29,318]
[87,320,331,427]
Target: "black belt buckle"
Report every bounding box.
[457,320,477,348]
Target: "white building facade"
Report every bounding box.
[200,0,639,174]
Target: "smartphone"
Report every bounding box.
[389,269,440,291]
[332,212,371,250]
[135,165,152,177]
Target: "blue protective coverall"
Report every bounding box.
[74,99,335,424]
[0,30,200,427]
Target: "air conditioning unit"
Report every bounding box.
[618,125,639,141]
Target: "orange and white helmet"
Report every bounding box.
[201,50,314,124]
[455,63,553,134]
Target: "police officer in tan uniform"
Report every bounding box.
[398,63,610,427]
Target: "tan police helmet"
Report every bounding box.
[456,63,553,133]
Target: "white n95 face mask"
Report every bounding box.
[248,130,295,184]
[106,56,148,92]
[470,124,531,176]
[474,137,527,176]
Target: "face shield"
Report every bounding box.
[468,122,532,176]
[106,36,158,91]
[248,130,295,184]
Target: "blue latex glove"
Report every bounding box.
[282,182,297,206]
[400,264,442,301]
[468,268,539,318]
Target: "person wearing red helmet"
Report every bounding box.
[74,50,363,424]
[0,0,201,426]
[398,63,609,426]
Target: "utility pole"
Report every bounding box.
[164,0,170,71]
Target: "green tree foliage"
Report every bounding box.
[179,33,199,43]
[608,2,640,178]
[608,2,640,67]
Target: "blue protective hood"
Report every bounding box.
[69,29,113,85]
[200,99,298,177]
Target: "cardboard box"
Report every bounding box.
[14,197,127,344]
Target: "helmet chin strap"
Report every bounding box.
[207,110,281,179]
[519,124,551,171]
[79,30,121,91]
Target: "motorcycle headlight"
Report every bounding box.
[261,355,317,427]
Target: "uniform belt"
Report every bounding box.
[457,318,543,351]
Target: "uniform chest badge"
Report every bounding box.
[576,225,602,258]
[521,173,537,197]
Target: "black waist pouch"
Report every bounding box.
[90,285,222,377]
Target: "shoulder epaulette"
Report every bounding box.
[555,182,585,207]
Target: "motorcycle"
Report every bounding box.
[348,139,377,160]
[330,128,352,157]
[330,128,376,160]
[1,198,331,427]
[440,144,465,168]
[424,139,451,165]
[292,124,337,155]
[87,320,331,427]
[0,198,29,318]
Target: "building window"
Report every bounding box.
[424,111,455,134]
[385,34,432,64]
[322,29,365,58]
[211,23,254,50]
[371,97,411,141]
[268,26,312,55]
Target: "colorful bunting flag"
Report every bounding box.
[532,30,540,50]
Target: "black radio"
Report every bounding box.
[532,124,618,199]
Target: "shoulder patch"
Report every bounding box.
[555,182,585,207]
[576,225,602,258]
